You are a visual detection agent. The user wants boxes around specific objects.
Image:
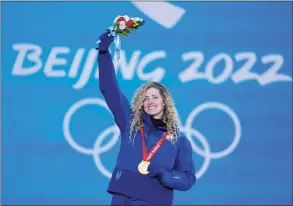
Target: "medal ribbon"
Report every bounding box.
[105,26,121,61]
[139,128,168,162]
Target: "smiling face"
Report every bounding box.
[143,87,165,119]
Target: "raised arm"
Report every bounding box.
[148,137,196,191]
[98,30,132,133]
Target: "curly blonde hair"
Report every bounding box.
[128,82,180,143]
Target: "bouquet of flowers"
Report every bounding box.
[98,15,145,61]
[112,15,145,36]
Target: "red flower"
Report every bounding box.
[116,17,126,23]
[126,19,135,28]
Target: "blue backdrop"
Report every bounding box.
[2,1,292,205]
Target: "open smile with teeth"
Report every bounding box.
[148,106,157,109]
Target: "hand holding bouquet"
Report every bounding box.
[97,15,145,61]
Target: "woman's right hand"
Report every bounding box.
[98,30,115,51]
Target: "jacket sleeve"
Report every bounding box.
[98,52,131,133]
[159,137,196,191]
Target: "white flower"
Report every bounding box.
[118,21,127,30]
[132,17,143,22]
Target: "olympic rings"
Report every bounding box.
[63,98,242,179]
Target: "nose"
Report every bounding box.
[149,98,156,105]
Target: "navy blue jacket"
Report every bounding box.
[98,50,196,205]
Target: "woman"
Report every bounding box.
[97,30,196,205]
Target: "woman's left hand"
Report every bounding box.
[147,163,164,178]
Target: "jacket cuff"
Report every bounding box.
[99,49,109,54]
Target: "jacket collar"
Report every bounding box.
[141,111,167,132]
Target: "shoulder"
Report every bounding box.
[176,132,193,150]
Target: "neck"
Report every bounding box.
[150,116,166,128]
[152,112,163,120]
[151,116,162,120]
[152,116,162,120]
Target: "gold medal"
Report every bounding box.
[138,161,150,175]
[138,125,167,175]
